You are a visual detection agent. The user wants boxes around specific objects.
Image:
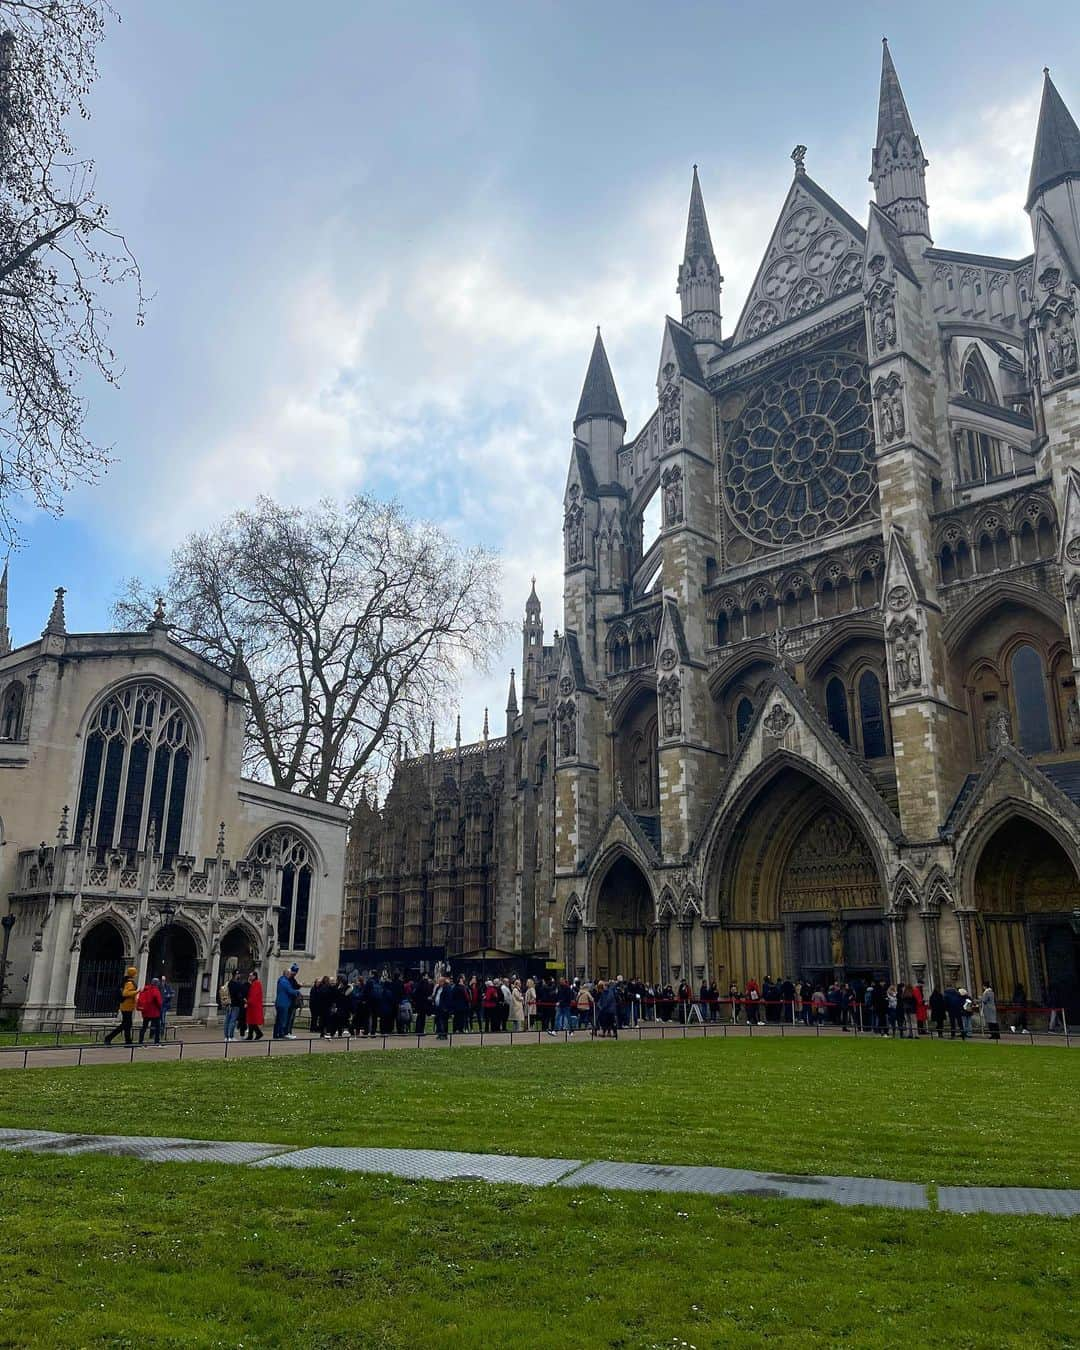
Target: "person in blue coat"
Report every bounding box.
[274,964,301,1039]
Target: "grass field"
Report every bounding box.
[1,1037,1076,1348]
[1,1036,1076,1187]
[0,1152,1075,1349]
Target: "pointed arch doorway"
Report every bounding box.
[594,855,655,982]
[148,925,198,1016]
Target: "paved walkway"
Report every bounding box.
[1,1127,1077,1216]
[0,1019,1073,1070]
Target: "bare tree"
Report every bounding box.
[115,495,509,808]
[0,1,142,544]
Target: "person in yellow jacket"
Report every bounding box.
[104,966,139,1046]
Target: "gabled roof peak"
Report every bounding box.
[574,328,625,428]
[1027,69,1080,210]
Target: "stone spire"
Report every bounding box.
[506,667,518,714]
[573,329,625,431]
[42,586,66,637]
[482,707,489,741]
[677,165,723,345]
[870,39,930,240]
[1027,69,1080,210]
[0,558,10,657]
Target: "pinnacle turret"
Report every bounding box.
[677,165,723,344]
[42,586,66,637]
[870,39,929,240]
[0,559,9,657]
[1027,69,1080,211]
[506,667,518,714]
[574,329,625,429]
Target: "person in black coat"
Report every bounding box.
[412,975,432,1036]
[870,981,889,1035]
[928,987,946,1037]
[450,976,470,1034]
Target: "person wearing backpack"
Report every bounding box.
[136,977,163,1046]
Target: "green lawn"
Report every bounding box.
[0,1036,1076,1187]
[0,1153,1075,1350]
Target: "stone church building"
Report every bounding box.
[0,582,349,1028]
[346,46,1080,1017]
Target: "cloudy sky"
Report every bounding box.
[9,0,1080,749]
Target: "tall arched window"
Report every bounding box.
[736,697,754,742]
[250,829,316,952]
[76,683,192,856]
[961,350,1002,482]
[1011,644,1053,753]
[715,612,729,646]
[826,677,851,744]
[1,681,24,739]
[858,671,888,758]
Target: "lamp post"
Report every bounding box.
[0,912,15,1012]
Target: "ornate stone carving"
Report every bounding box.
[559,676,574,697]
[658,647,678,671]
[1068,696,1080,747]
[985,706,1011,751]
[661,382,681,446]
[886,585,912,612]
[874,373,905,442]
[869,283,897,353]
[658,675,681,737]
[1065,536,1080,565]
[661,464,684,525]
[564,485,584,565]
[889,616,922,692]
[1044,307,1079,381]
[557,700,577,758]
[762,702,794,738]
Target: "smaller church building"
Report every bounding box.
[0,576,349,1029]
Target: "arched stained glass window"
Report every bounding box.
[858,671,888,758]
[250,829,315,952]
[736,697,754,742]
[826,676,851,744]
[1011,644,1053,753]
[76,683,192,856]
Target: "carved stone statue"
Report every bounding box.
[661,383,682,447]
[891,387,906,438]
[870,287,897,353]
[559,702,576,758]
[908,645,922,686]
[879,394,894,441]
[831,915,845,967]
[893,638,909,689]
[1062,321,1078,376]
[985,706,1011,752]
[1067,695,1080,746]
[662,465,684,525]
[565,505,583,565]
[659,675,681,738]
[1047,325,1063,379]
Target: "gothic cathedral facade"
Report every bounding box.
[345,46,1080,1017]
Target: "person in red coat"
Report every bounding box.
[245,969,265,1041]
[136,978,164,1046]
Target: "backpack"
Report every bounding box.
[219,982,230,1005]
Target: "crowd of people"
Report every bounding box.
[97,963,1052,1046]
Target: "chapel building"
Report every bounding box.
[0,583,349,1029]
[345,46,1080,1018]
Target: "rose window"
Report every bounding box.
[723,350,877,546]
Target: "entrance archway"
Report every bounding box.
[217,925,258,993]
[148,925,198,1016]
[971,816,1080,1018]
[713,769,888,990]
[594,855,654,981]
[74,921,128,1016]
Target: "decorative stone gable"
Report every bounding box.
[881,526,930,703]
[1030,256,1079,389]
[733,175,865,344]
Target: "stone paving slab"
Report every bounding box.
[254,1146,581,1186]
[2,1128,1077,1216]
[0,1128,287,1164]
[937,1185,1080,1217]
[556,1160,928,1209]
